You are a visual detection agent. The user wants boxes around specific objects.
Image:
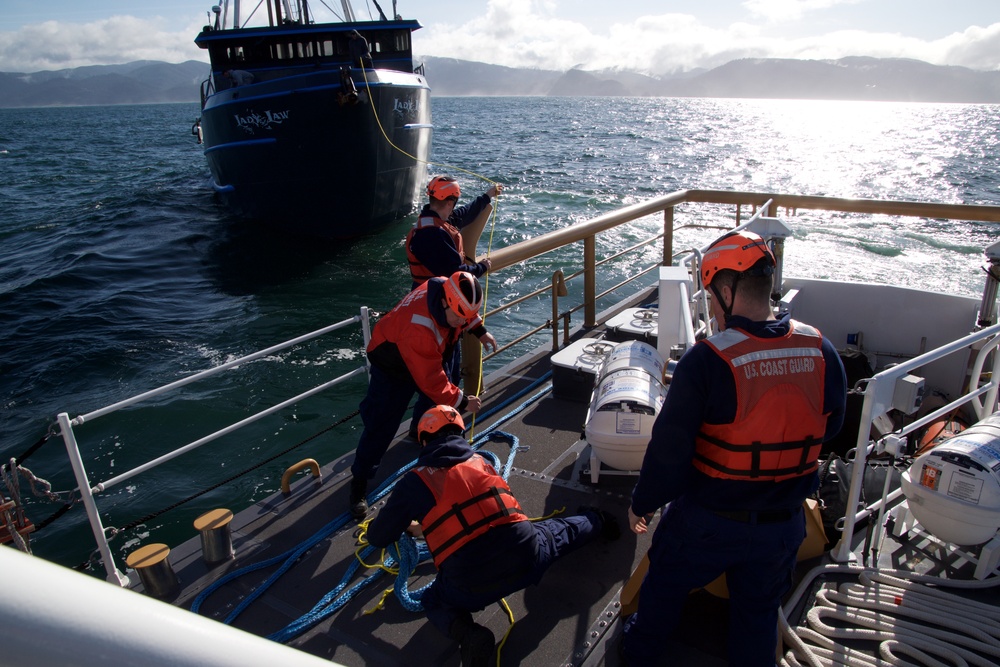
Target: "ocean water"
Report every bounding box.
[1,97,999,572]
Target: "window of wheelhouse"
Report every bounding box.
[393,31,410,53]
[226,45,247,62]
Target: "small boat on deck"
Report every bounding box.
[4,189,1000,666]
[192,0,432,239]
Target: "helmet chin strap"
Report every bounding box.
[710,275,741,323]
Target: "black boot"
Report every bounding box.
[349,476,368,519]
[578,506,621,542]
[449,617,494,667]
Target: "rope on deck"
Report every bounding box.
[190,375,550,644]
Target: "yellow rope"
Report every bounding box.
[496,597,516,666]
[363,586,396,615]
[529,506,566,522]
[356,67,501,443]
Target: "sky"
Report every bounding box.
[0,0,997,75]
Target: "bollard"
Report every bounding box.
[125,543,179,599]
[193,508,234,564]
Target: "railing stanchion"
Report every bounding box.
[584,236,596,328]
[57,412,129,586]
[663,206,674,266]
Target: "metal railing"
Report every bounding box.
[463,189,1000,392]
[829,322,1000,564]
[58,309,374,584]
[57,189,1000,583]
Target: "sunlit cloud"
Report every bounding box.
[742,0,864,23]
[0,1,997,75]
[0,17,204,72]
[414,1,1000,75]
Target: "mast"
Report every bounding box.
[340,1,356,22]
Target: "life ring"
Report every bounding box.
[914,413,968,456]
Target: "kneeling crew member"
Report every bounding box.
[366,405,620,667]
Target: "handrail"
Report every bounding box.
[57,308,374,584]
[487,189,1000,273]
[468,189,1000,390]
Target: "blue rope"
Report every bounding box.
[267,545,387,642]
[388,440,513,613]
[190,374,551,643]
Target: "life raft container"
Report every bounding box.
[901,412,1000,546]
[583,340,671,476]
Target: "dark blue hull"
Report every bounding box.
[200,69,431,239]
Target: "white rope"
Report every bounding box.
[781,623,890,667]
[818,588,1000,651]
[781,569,1000,667]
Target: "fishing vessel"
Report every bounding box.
[192,0,431,238]
[4,189,1000,666]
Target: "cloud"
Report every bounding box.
[414,1,1000,74]
[742,0,864,23]
[0,16,205,72]
[1,1,997,75]
[938,23,1000,71]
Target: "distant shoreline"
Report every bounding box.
[2,56,999,108]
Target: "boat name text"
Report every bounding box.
[234,109,291,134]
[393,98,417,115]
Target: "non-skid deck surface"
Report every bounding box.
[161,340,675,666]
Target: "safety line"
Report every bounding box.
[357,66,502,437]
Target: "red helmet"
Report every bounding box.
[700,230,775,288]
[427,175,461,201]
[417,405,465,443]
[444,271,483,320]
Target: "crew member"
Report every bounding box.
[404,175,503,438]
[622,230,847,666]
[348,30,373,68]
[223,69,254,87]
[407,175,501,290]
[349,272,497,519]
[366,405,620,667]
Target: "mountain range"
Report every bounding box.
[1,56,998,108]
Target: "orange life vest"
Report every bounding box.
[414,455,527,567]
[694,321,828,482]
[406,214,464,285]
[366,281,465,408]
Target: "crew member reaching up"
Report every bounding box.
[407,175,501,289]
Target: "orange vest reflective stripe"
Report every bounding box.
[414,455,527,567]
[406,214,464,285]
[694,321,828,482]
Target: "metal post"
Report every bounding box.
[663,207,674,266]
[56,413,129,586]
[829,396,874,564]
[360,306,372,381]
[584,236,596,328]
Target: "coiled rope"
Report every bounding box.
[780,568,1000,667]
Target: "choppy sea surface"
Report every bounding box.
[1,97,999,571]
